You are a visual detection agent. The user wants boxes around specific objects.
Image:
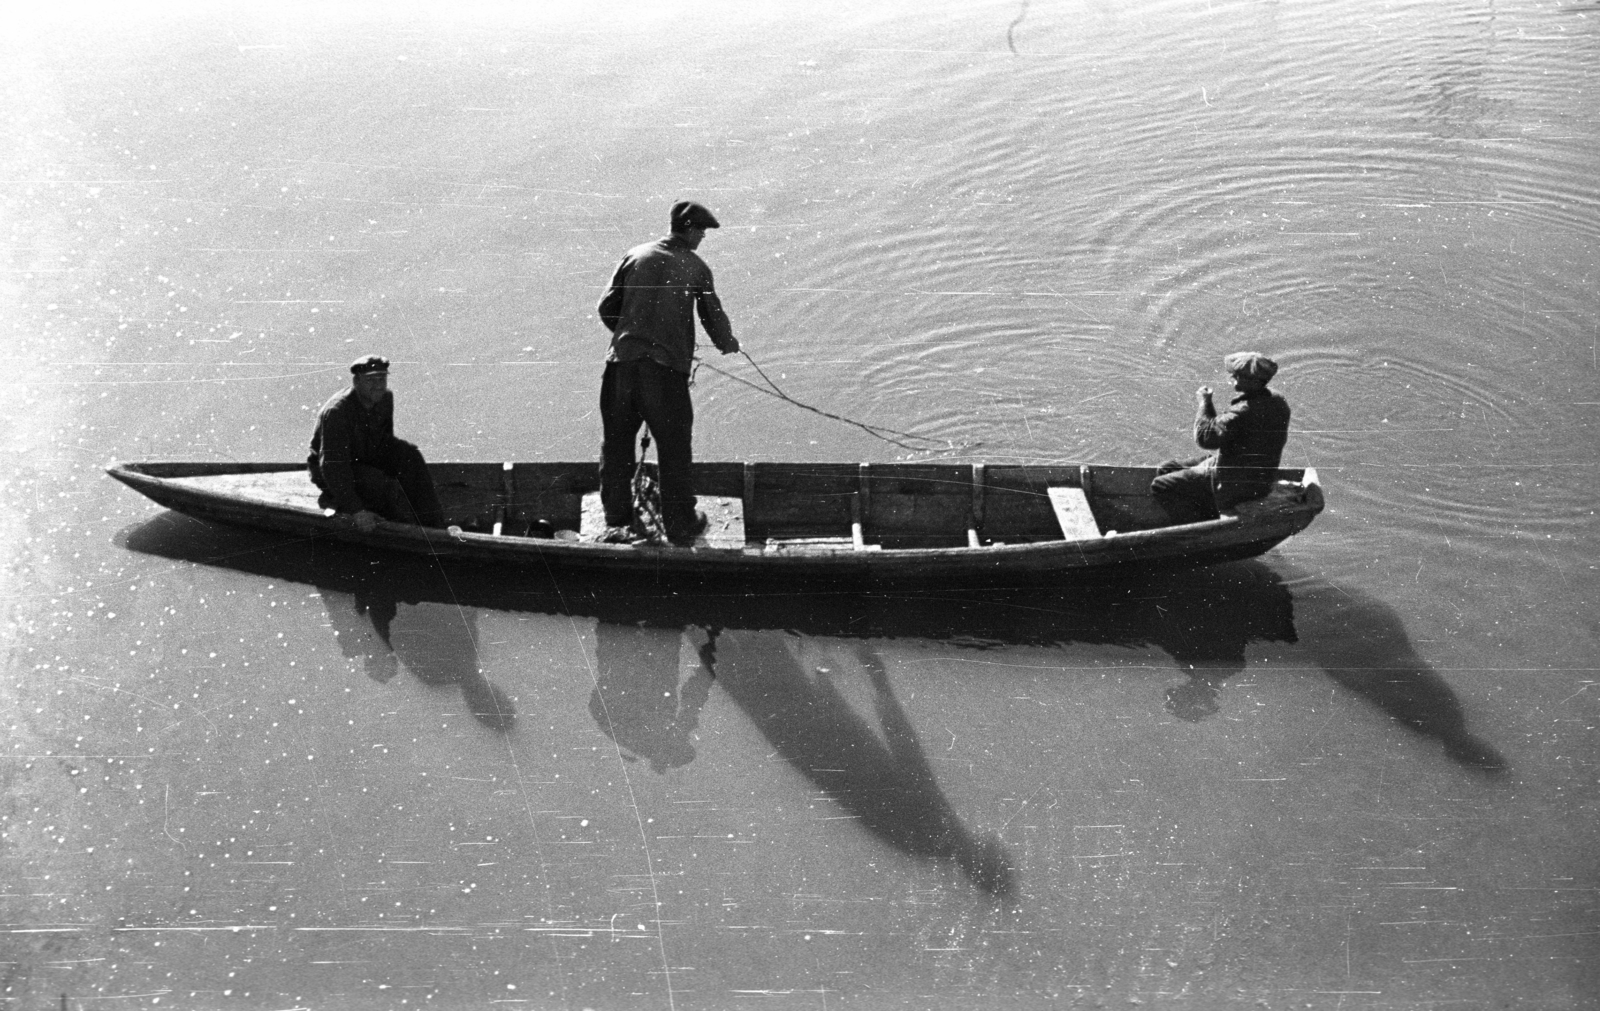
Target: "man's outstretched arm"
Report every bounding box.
[696,272,738,354]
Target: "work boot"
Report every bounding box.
[667,510,709,547]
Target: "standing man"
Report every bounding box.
[1150,351,1291,524]
[308,355,446,532]
[595,200,741,545]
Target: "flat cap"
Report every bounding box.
[670,200,720,231]
[1224,351,1278,381]
[349,354,390,375]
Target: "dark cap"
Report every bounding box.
[670,200,720,231]
[1224,351,1278,381]
[349,354,390,375]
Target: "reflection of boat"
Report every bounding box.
[106,459,1323,586]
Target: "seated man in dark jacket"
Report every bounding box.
[308,355,445,532]
[1151,351,1291,524]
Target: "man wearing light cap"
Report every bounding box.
[594,200,741,545]
[307,355,445,532]
[1150,351,1292,524]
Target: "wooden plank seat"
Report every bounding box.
[1047,485,1102,541]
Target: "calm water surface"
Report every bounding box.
[3,1,1597,1007]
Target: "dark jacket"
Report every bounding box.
[597,235,736,374]
[307,388,396,513]
[1195,387,1291,506]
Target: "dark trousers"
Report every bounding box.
[1151,456,1274,523]
[1150,457,1221,525]
[599,359,696,535]
[319,440,446,527]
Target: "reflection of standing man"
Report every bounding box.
[595,201,741,545]
[589,621,713,773]
[308,355,445,532]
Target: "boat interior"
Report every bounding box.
[135,461,1313,551]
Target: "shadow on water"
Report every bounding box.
[318,584,516,732]
[1137,563,1505,771]
[120,514,1017,894]
[1285,576,1507,771]
[116,513,1505,889]
[120,515,517,732]
[697,627,1018,898]
[584,615,1018,896]
[117,514,1509,768]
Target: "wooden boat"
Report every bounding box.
[106,459,1323,586]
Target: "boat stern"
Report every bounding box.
[1226,468,1324,536]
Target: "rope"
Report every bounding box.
[1007,0,1030,54]
[693,350,965,454]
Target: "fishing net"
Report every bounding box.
[630,432,667,543]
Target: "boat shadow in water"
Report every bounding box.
[118,512,1503,814]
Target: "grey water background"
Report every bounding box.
[2,0,1597,1007]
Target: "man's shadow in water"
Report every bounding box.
[697,628,1017,898]
[1116,561,1505,770]
[319,583,515,732]
[120,515,514,732]
[586,619,1016,896]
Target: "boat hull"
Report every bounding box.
[106,460,1323,588]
